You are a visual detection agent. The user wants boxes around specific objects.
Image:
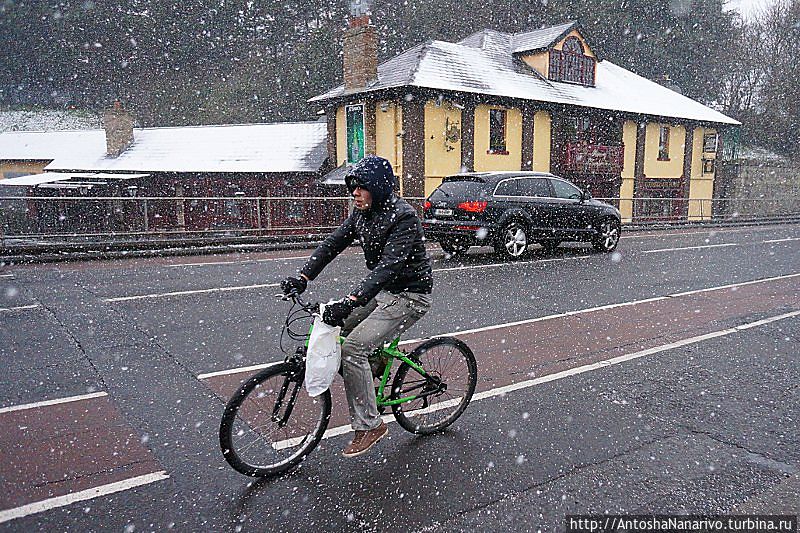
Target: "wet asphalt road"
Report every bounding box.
[0,223,799,532]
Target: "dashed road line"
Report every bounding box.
[0,304,40,313]
[668,272,800,298]
[434,255,592,272]
[0,471,170,524]
[0,391,108,414]
[197,361,282,380]
[103,283,280,302]
[642,243,739,253]
[166,255,309,268]
[765,237,800,243]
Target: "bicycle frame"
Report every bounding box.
[374,338,433,408]
[302,318,438,408]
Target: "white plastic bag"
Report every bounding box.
[305,303,341,397]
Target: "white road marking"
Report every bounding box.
[197,361,282,380]
[166,255,309,268]
[433,255,592,272]
[619,226,785,240]
[669,272,800,297]
[622,230,715,239]
[0,273,15,278]
[254,256,313,263]
[166,259,239,267]
[434,262,517,272]
[103,283,280,302]
[765,237,800,243]
[643,243,739,253]
[0,391,108,414]
[268,309,800,449]
[200,272,800,379]
[0,471,170,524]
[0,304,40,313]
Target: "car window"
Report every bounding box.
[494,179,520,196]
[435,180,486,197]
[550,179,582,199]
[518,178,551,197]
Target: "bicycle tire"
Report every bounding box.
[219,362,331,477]
[391,337,477,435]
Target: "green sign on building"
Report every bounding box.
[346,104,365,164]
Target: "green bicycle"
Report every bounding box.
[219,293,478,477]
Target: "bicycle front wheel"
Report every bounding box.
[219,362,331,477]
[391,337,477,435]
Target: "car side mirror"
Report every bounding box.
[580,190,591,202]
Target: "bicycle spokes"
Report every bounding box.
[390,337,477,435]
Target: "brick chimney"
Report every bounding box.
[343,1,378,90]
[104,100,134,157]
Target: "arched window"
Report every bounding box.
[548,36,595,86]
[562,36,584,55]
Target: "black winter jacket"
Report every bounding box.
[300,196,433,305]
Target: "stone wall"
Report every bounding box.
[722,146,800,217]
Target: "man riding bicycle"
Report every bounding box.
[281,155,433,457]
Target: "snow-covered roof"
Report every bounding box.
[510,21,577,53]
[0,122,328,173]
[0,130,104,162]
[311,24,739,126]
[0,109,101,132]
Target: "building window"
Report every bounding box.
[548,37,595,86]
[658,126,670,161]
[702,133,718,153]
[346,104,365,163]
[488,109,507,154]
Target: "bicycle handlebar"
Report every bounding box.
[275,291,319,313]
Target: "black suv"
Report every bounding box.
[422,171,621,258]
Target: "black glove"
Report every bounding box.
[281,275,307,296]
[322,298,355,327]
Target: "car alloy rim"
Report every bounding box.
[601,222,619,249]
[505,224,527,256]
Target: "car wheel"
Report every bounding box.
[592,219,621,252]
[494,220,529,259]
[440,238,470,255]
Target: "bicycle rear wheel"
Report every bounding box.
[219,362,331,477]
[391,337,477,435]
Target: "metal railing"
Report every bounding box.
[0,195,798,249]
[602,196,800,225]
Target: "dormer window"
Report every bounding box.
[549,36,595,86]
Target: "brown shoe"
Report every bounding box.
[342,422,388,457]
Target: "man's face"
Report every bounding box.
[351,185,372,211]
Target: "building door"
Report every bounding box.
[551,115,623,199]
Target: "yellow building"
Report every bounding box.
[312,19,738,222]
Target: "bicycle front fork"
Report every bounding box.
[272,348,305,428]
